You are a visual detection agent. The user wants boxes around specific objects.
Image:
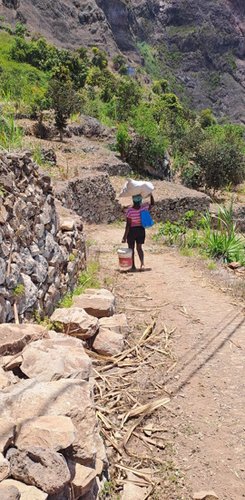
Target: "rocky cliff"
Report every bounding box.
[0,0,244,121]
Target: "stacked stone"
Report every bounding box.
[54,171,122,224]
[0,289,127,498]
[149,180,211,223]
[0,322,108,500]
[0,152,86,322]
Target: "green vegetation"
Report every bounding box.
[0,28,244,191]
[48,67,81,140]
[58,261,100,308]
[0,114,23,150]
[180,123,245,192]
[13,284,25,297]
[154,205,245,266]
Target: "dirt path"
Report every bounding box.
[87,224,245,500]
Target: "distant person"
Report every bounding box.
[122,194,154,271]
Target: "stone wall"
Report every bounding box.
[54,171,122,224]
[0,152,86,322]
[112,178,211,222]
[151,181,211,222]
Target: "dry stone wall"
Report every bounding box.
[54,171,122,224]
[0,152,86,322]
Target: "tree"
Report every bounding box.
[48,68,81,141]
[152,79,169,95]
[116,77,141,120]
[91,47,108,69]
[199,108,216,128]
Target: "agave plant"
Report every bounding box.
[203,202,245,263]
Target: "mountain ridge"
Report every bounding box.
[0,0,244,121]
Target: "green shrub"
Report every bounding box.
[91,47,108,69]
[116,124,131,160]
[195,139,245,191]
[199,108,216,128]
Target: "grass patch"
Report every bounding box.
[59,261,100,308]
[0,32,48,114]
[179,247,194,257]
[207,261,217,271]
[0,114,23,150]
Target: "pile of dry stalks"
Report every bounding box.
[87,319,177,498]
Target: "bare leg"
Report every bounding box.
[128,241,136,270]
[136,244,144,269]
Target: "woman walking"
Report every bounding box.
[122,194,154,271]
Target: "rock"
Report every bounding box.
[40,148,57,165]
[121,471,151,500]
[0,204,8,224]
[0,418,15,453]
[93,328,124,356]
[0,323,47,355]
[50,307,99,339]
[94,433,108,470]
[15,416,76,452]
[0,452,10,481]
[228,261,241,270]
[47,485,71,500]
[0,479,47,499]
[73,289,115,318]
[0,257,6,284]
[17,273,38,314]
[99,313,128,336]
[8,447,71,495]
[193,492,219,500]
[0,484,20,500]
[0,379,97,465]
[72,463,97,499]
[1,354,22,372]
[68,115,105,138]
[59,218,75,231]
[0,366,12,389]
[20,336,91,381]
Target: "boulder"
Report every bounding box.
[0,418,15,453]
[0,452,10,481]
[0,379,97,465]
[0,324,47,356]
[0,478,47,499]
[73,289,115,318]
[50,307,99,339]
[0,485,20,500]
[8,447,71,495]
[15,416,76,452]
[99,313,128,336]
[20,336,91,381]
[72,463,97,499]
[92,329,124,356]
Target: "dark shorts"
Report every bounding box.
[127,226,146,246]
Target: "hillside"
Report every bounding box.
[0,0,244,121]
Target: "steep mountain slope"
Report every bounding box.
[0,0,244,121]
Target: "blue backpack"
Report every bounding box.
[141,209,154,228]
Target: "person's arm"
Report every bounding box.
[122,218,131,243]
